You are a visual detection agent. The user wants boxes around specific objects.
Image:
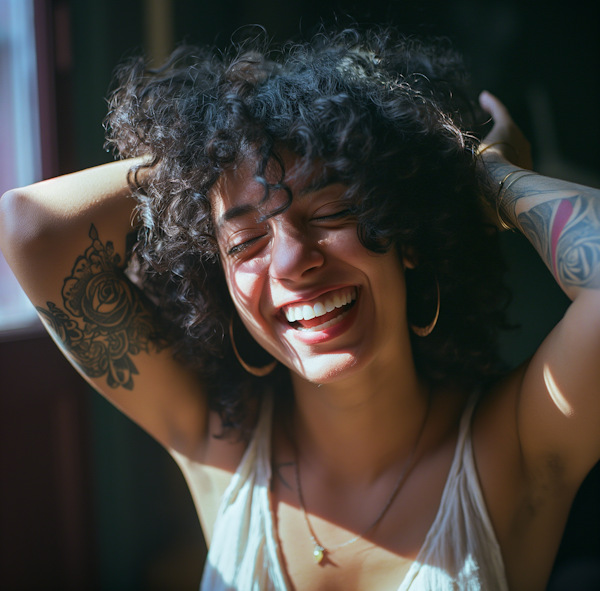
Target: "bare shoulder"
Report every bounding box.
[172,409,253,543]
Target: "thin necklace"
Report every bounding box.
[293,394,430,565]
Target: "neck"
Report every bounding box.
[289,347,429,485]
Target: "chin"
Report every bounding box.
[291,351,366,385]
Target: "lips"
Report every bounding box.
[281,287,357,331]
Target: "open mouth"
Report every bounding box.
[282,287,357,332]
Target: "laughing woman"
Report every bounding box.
[1,30,599,591]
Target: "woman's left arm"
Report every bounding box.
[479,91,600,488]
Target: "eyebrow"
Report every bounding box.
[218,203,259,227]
[296,175,341,197]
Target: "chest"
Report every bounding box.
[269,441,458,591]
[273,502,416,591]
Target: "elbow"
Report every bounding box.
[0,188,48,257]
[0,189,22,250]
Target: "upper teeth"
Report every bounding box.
[284,288,357,322]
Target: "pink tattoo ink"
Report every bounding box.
[551,199,573,281]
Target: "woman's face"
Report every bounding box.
[211,156,411,384]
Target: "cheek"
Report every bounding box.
[229,268,259,298]
[326,225,368,256]
[224,258,269,316]
[224,263,275,353]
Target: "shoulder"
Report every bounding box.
[172,409,255,544]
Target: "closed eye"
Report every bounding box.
[313,208,354,221]
[226,208,353,255]
[227,235,266,256]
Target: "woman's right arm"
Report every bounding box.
[0,159,209,457]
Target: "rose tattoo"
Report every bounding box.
[37,225,162,390]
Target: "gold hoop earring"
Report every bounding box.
[409,279,440,337]
[229,316,277,377]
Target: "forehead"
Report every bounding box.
[210,157,266,222]
[210,154,331,225]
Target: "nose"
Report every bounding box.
[269,225,325,282]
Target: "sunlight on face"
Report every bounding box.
[210,154,411,384]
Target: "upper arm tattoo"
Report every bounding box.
[37,225,164,390]
[516,191,600,291]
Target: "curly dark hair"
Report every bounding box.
[104,27,509,433]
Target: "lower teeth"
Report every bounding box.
[296,310,350,332]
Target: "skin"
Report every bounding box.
[1,92,599,590]
[213,157,418,388]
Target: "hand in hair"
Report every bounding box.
[478,90,533,170]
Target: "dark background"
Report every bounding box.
[1,0,599,589]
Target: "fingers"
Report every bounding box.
[479,91,533,170]
[479,90,512,125]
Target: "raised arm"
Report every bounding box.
[478,91,600,488]
[0,160,208,456]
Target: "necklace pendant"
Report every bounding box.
[313,545,325,564]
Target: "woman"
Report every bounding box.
[1,29,599,590]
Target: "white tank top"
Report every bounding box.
[200,394,510,590]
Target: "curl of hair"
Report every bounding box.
[104,27,509,435]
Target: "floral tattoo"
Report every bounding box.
[37,225,163,390]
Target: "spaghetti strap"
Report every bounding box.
[199,390,509,590]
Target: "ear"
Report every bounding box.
[401,246,418,270]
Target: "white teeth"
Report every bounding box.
[302,305,315,320]
[313,302,326,317]
[283,287,357,323]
